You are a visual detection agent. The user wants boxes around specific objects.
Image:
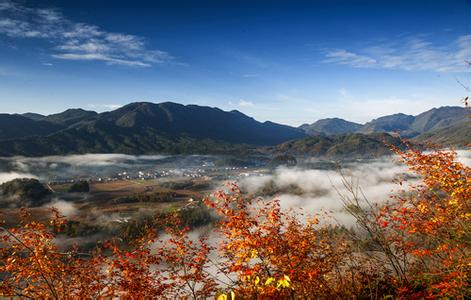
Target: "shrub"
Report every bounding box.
[67,180,90,193]
[0,178,51,207]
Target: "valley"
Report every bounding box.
[0,103,468,249]
[0,151,409,249]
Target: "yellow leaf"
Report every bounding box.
[254,276,260,285]
[276,275,291,289]
[217,294,227,300]
[265,277,275,285]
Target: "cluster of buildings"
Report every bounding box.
[49,165,268,186]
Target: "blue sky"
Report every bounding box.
[0,0,470,125]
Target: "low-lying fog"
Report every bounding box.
[1,150,469,227]
[0,154,219,183]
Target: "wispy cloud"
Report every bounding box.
[324,49,377,68]
[323,36,471,72]
[229,99,255,108]
[238,100,254,107]
[0,0,174,67]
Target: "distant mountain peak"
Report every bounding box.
[359,106,468,137]
[45,107,98,127]
[360,113,415,134]
[300,117,362,136]
[22,112,46,121]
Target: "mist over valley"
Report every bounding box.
[2,150,469,249]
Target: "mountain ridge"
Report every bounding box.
[300,106,469,143]
[0,101,306,156]
[0,102,468,157]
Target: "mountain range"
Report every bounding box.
[299,106,470,146]
[0,102,468,157]
[0,102,305,156]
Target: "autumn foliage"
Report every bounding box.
[0,146,470,299]
[376,147,470,297]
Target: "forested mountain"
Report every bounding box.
[0,114,63,141]
[301,106,469,142]
[0,103,467,156]
[414,121,471,147]
[359,113,415,135]
[272,132,404,158]
[42,108,98,127]
[95,102,306,145]
[0,102,305,156]
[299,118,362,136]
[359,106,469,137]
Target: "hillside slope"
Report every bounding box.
[272,132,404,158]
[413,121,470,147]
[0,114,63,141]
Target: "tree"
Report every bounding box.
[206,184,362,298]
[376,147,470,298]
[0,210,216,298]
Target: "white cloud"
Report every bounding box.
[323,36,471,72]
[228,99,255,109]
[44,199,78,217]
[87,103,123,110]
[0,0,174,67]
[324,49,377,68]
[456,150,471,166]
[238,99,254,107]
[0,172,37,184]
[239,158,413,227]
[52,53,151,67]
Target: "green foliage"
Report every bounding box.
[67,181,90,193]
[178,201,213,228]
[214,156,264,167]
[0,178,51,207]
[253,180,305,197]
